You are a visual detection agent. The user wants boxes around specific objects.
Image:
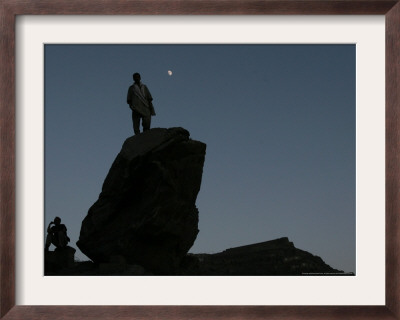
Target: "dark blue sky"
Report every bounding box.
[45,44,355,273]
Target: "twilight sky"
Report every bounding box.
[44,44,355,273]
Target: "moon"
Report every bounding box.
[168,70,173,76]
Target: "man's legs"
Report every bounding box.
[142,115,151,132]
[57,231,69,248]
[131,111,141,135]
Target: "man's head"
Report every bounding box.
[54,217,61,225]
[133,72,141,84]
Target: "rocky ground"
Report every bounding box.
[45,237,353,276]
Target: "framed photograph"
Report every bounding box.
[42,42,358,278]
[1,1,399,319]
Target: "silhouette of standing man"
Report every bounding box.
[126,73,156,135]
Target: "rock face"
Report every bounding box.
[188,237,345,275]
[76,127,206,274]
[45,246,76,275]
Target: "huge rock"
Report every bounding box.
[77,127,206,274]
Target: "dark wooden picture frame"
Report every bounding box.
[1,1,399,319]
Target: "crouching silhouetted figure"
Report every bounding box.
[45,216,70,251]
